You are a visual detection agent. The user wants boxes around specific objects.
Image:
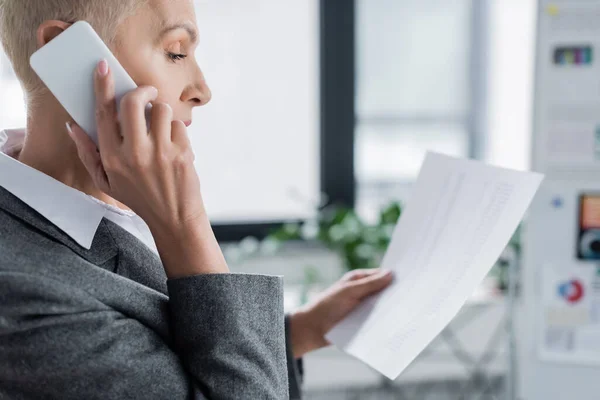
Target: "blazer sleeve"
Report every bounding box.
[167,273,291,399]
[0,271,291,400]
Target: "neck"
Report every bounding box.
[18,94,125,209]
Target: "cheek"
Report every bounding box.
[117,47,164,86]
[120,53,180,103]
[125,52,165,87]
[153,77,181,105]
[150,77,186,119]
[114,46,186,114]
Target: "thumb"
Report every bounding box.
[66,122,110,193]
[347,269,394,300]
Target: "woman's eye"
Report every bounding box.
[166,52,188,62]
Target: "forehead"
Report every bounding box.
[127,0,198,36]
[148,0,197,25]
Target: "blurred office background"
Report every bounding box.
[0,0,535,398]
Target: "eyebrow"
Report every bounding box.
[158,22,198,44]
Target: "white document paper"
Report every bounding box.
[325,152,544,380]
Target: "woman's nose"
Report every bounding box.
[182,64,212,107]
[182,81,211,107]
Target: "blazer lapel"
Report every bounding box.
[0,186,117,265]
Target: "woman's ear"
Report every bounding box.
[36,20,72,49]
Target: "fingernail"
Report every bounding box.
[97,59,108,77]
[382,270,393,277]
[65,122,74,138]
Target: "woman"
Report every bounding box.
[0,0,393,398]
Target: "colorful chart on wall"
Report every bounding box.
[539,263,600,364]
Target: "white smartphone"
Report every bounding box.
[30,21,147,146]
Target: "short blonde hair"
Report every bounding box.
[0,0,144,98]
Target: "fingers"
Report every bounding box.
[346,270,393,300]
[94,60,120,152]
[66,122,110,193]
[344,268,382,282]
[150,102,173,148]
[171,120,192,150]
[119,86,158,148]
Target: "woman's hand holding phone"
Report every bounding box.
[68,60,228,278]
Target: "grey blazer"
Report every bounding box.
[0,187,303,399]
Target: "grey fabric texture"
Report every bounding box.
[0,186,303,399]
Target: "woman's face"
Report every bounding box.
[112,0,210,127]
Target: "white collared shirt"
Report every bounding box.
[0,128,159,254]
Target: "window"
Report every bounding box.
[354,0,476,221]
[354,0,536,221]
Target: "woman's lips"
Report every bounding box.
[183,120,192,127]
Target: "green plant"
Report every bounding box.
[267,201,402,271]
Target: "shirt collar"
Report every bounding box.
[0,128,108,249]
